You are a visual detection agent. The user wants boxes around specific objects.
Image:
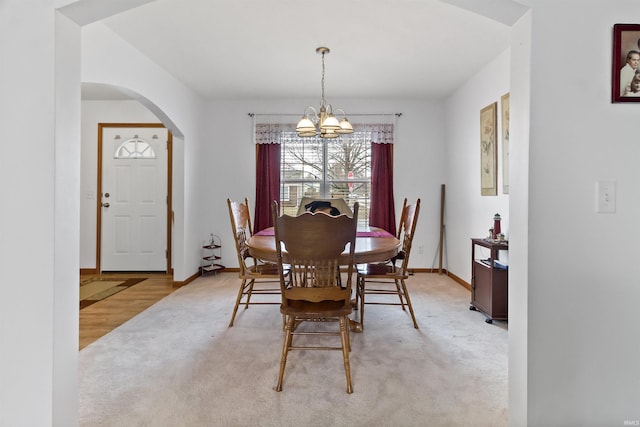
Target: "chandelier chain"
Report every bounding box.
[321,50,326,107]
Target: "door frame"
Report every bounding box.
[96,123,173,274]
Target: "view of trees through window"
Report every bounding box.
[279,131,371,226]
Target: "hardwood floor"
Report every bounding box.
[79,272,177,350]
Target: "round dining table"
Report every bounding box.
[247,226,400,333]
[247,226,401,265]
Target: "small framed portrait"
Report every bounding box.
[612,24,640,102]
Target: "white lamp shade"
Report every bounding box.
[336,118,354,134]
[296,117,316,133]
[320,114,341,131]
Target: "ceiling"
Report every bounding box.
[81,0,515,101]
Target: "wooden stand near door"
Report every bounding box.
[470,238,508,323]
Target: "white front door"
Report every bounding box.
[101,127,168,271]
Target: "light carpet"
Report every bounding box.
[78,272,507,426]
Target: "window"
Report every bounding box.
[254,120,394,234]
[114,137,156,159]
[279,131,371,226]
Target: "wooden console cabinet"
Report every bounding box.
[470,238,508,323]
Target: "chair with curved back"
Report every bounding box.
[272,201,359,393]
[355,198,421,330]
[227,197,282,327]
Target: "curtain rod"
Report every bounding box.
[248,113,402,117]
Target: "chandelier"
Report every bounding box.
[296,47,354,139]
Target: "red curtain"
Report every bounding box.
[254,143,281,232]
[369,142,396,235]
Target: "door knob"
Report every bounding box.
[102,202,110,208]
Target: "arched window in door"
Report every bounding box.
[114,136,157,159]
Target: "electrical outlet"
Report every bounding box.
[595,181,616,213]
[417,245,424,254]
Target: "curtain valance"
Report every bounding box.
[255,122,395,144]
[365,124,394,144]
[255,123,291,144]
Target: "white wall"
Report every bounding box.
[522,1,640,425]
[444,49,511,282]
[0,2,80,425]
[81,22,209,280]
[80,100,161,268]
[80,98,446,278]
[8,1,637,425]
[53,12,82,427]
[508,10,531,427]
[74,13,477,284]
[0,1,465,425]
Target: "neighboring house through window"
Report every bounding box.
[279,130,371,225]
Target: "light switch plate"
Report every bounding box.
[595,181,616,213]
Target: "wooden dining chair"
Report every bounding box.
[355,198,421,330]
[272,201,359,394]
[227,197,283,327]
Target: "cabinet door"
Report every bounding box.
[491,269,509,319]
[473,262,493,314]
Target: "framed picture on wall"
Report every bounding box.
[612,24,640,102]
[480,102,498,196]
[501,93,510,194]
